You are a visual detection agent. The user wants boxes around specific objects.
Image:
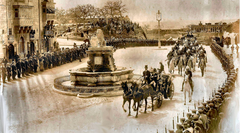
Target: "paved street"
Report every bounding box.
[2,42,228,133]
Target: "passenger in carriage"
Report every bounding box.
[143,65,151,85]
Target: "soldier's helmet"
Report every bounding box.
[198,109,204,114]
[192,114,199,121]
[177,123,183,129]
[192,109,197,114]
[209,103,214,107]
[187,112,192,118]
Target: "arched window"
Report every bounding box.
[20,37,25,53]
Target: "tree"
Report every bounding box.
[114,0,127,18]
[55,8,68,24]
[68,4,95,28]
[104,1,116,18]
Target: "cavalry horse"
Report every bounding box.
[178,56,184,76]
[169,57,176,74]
[182,73,193,105]
[192,54,197,72]
[198,58,206,77]
[187,56,194,72]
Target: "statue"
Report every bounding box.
[96,29,106,47]
[90,29,106,47]
[90,35,98,47]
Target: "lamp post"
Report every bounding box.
[156,10,162,48]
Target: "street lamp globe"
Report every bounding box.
[156,10,162,21]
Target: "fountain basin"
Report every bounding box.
[69,67,134,86]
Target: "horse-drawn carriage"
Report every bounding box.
[122,73,175,117]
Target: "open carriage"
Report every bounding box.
[158,74,175,100]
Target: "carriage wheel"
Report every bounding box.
[169,83,174,100]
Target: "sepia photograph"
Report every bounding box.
[0,0,239,132]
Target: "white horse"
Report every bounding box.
[182,73,193,105]
[178,56,184,76]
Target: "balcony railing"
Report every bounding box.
[13,18,33,26]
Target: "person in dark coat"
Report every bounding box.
[28,57,33,74]
[24,58,29,76]
[33,56,38,72]
[21,59,25,77]
[143,65,151,84]
[16,59,21,78]
[13,52,19,62]
[11,61,17,80]
[6,63,11,81]
[47,54,52,68]
[26,51,31,59]
[1,64,6,83]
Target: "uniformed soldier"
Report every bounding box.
[1,63,6,83]
[185,113,194,127]
[24,58,29,76]
[29,57,33,74]
[47,53,52,68]
[198,109,209,131]
[176,123,184,133]
[52,53,55,67]
[21,59,25,77]
[143,65,151,84]
[39,56,44,71]
[43,54,48,69]
[6,63,11,81]
[11,61,17,80]
[33,56,38,73]
[16,59,21,78]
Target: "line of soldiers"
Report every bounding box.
[106,38,158,48]
[1,43,89,83]
[174,41,238,133]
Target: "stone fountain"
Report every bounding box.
[54,29,134,96]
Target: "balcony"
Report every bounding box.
[13,18,33,26]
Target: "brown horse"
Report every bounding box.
[132,81,157,118]
[121,81,133,116]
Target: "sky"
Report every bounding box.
[55,0,239,28]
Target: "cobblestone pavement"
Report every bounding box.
[2,43,227,133]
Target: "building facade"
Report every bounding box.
[0,0,56,61]
[191,21,227,33]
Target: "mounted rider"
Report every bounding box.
[181,66,194,92]
[158,61,165,74]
